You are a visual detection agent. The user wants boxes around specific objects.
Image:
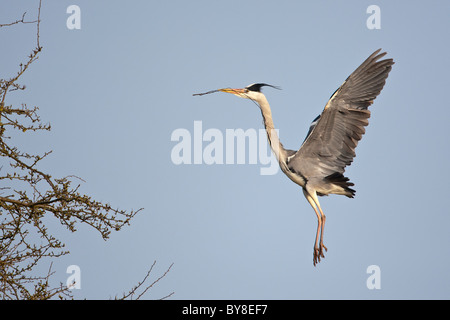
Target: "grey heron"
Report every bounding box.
[194,49,394,266]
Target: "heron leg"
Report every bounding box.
[313,194,328,255]
[303,189,327,266]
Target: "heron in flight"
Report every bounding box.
[194,49,394,266]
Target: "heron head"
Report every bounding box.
[219,83,280,101]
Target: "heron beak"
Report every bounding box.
[219,88,247,95]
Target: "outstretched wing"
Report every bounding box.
[302,114,321,144]
[287,49,394,181]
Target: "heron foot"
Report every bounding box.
[320,243,328,255]
[313,243,327,266]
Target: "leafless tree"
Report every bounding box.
[0,0,173,299]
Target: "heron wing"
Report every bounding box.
[287,49,394,180]
[303,114,321,143]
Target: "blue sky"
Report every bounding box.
[2,0,450,299]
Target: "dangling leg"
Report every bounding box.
[303,188,327,266]
[319,213,327,255]
[302,189,322,266]
[310,190,327,256]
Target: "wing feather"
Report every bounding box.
[287,49,394,182]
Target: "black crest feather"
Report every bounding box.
[245,83,281,92]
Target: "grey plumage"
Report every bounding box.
[287,49,394,199]
[194,49,394,266]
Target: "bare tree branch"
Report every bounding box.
[1,0,171,300]
[0,12,37,28]
[118,261,175,300]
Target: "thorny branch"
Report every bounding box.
[118,261,175,300]
[0,12,37,28]
[1,1,172,299]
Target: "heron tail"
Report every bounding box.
[325,172,356,198]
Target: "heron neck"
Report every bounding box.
[257,96,288,164]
